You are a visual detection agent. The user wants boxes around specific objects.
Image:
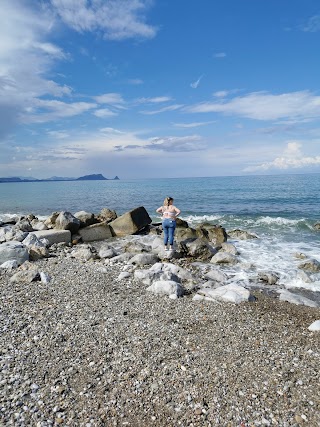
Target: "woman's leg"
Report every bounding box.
[163,220,169,247]
[168,221,176,247]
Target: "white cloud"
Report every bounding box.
[190,75,203,89]
[127,78,143,85]
[243,141,320,172]
[51,0,157,40]
[186,90,320,122]
[93,108,118,118]
[173,121,215,128]
[93,93,125,105]
[115,134,205,152]
[137,96,173,104]
[303,15,320,32]
[213,52,226,58]
[47,130,69,139]
[140,104,183,115]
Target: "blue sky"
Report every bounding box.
[1,0,320,179]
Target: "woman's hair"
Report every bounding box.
[163,196,173,206]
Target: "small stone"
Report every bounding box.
[194,407,202,415]
[295,415,303,424]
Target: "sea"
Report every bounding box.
[1,174,320,295]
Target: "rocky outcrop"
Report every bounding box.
[74,211,97,227]
[97,208,117,223]
[228,229,258,240]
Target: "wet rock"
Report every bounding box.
[184,238,216,259]
[228,229,258,240]
[313,222,320,231]
[298,258,320,272]
[258,272,280,285]
[196,224,228,245]
[210,252,238,265]
[219,242,239,255]
[278,290,319,308]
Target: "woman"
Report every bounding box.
[156,197,181,251]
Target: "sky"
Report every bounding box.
[1,0,320,179]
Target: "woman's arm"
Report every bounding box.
[156,206,163,214]
[174,206,181,216]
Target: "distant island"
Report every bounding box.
[0,174,120,183]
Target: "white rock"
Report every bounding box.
[0,259,19,270]
[22,233,47,248]
[210,252,238,265]
[146,280,184,298]
[118,272,132,280]
[98,245,117,259]
[204,268,227,283]
[193,284,252,304]
[129,253,159,266]
[40,272,51,284]
[0,241,29,266]
[308,320,320,331]
[278,290,318,308]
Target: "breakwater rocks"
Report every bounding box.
[1,207,320,426]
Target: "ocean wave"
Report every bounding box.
[181,214,224,224]
[255,216,307,226]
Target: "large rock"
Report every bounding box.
[15,218,34,232]
[175,227,197,241]
[308,320,320,331]
[74,211,97,227]
[129,253,159,266]
[98,244,117,259]
[78,222,113,242]
[278,290,318,308]
[44,212,59,229]
[258,271,280,285]
[228,229,258,240]
[193,284,253,304]
[184,238,216,259]
[97,208,117,223]
[55,211,81,234]
[71,245,96,261]
[109,207,151,237]
[298,258,320,273]
[146,280,184,298]
[32,230,71,246]
[10,269,40,284]
[196,224,228,245]
[204,268,228,284]
[210,252,238,265]
[0,241,29,266]
[31,220,48,231]
[219,242,238,255]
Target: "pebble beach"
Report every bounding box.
[1,247,320,427]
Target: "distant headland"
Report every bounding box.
[0,174,119,183]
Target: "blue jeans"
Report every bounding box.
[162,219,176,246]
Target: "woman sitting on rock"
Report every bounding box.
[156,197,181,251]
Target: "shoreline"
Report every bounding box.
[1,252,320,426]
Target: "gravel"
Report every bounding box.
[1,252,320,427]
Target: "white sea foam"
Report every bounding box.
[182,214,223,224]
[255,216,307,226]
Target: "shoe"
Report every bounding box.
[164,247,169,251]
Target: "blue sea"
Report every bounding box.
[1,174,320,293]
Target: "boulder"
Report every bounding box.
[71,245,96,261]
[15,218,34,232]
[74,211,97,227]
[211,252,238,265]
[129,253,159,266]
[184,238,216,259]
[193,284,253,304]
[32,230,71,246]
[31,219,48,231]
[111,253,135,263]
[196,224,228,245]
[98,244,117,259]
[175,218,188,228]
[124,241,151,253]
[258,271,280,285]
[146,280,184,298]
[22,233,47,248]
[278,290,318,308]
[44,212,59,229]
[0,241,29,266]
[219,242,239,255]
[10,269,40,284]
[55,211,81,234]
[296,270,313,283]
[228,229,258,240]
[175,227,198,241]
[28,246,49,261]
[313,222,320,231]
[109,207,151,237]
[204,268,228,284]
[97,208,117,223]
[298,258,320,273]
[0,260,19,270]
[79,222,113,242]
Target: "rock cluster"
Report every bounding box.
[1,206,320,425]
